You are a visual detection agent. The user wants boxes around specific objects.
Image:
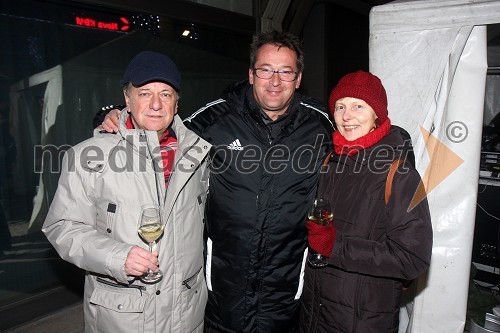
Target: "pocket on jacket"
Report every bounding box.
[360,279,400,314]
[95,201,119,237]
[196,193,206,224]
[181,267,207,331]
[89,287,146,332]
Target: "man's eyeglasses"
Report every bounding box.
[253,68,298,82]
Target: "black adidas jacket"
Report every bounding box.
[185,80,333,332]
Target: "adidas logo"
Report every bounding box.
[227,139,244,150]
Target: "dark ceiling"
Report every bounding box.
[314,0,395,17]
[363,0,394,5]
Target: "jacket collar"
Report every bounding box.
[224,80,313,140]
[116,109,207,150]
[162,114,211,224]
[116,109,211,226]
[332,126,412,168]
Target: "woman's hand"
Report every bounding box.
[306,221,336,257]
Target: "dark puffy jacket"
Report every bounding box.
[185,80,333,332]
[298,126,433,333]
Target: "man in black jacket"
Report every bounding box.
[98,30,333,332]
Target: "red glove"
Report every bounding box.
[306,220,336,258]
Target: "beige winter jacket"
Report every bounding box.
[42,110,211,332]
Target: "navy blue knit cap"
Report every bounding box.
[121,51,181,91]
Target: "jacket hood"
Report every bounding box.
[220,79,250,109]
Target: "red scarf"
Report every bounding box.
[333,118,391,156]
[126,116,177,188]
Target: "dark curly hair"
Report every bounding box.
[249,30,304,73]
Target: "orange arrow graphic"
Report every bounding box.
[409,126,464,211]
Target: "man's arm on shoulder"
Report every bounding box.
[94,105,124,133]
[183,98,226,138]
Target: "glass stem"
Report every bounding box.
[148,242,154,273]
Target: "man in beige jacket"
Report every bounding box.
[43,51,211,332]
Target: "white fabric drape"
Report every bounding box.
[369,1,500,331]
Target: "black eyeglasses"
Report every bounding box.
[253,68,298,82]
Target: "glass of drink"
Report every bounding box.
[307,197,334,268]
[137,204,164,283]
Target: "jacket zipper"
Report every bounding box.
[329,161,363,331]
[144,132,202,220]
[96,277,146,295]
[308,269,321,331]
[163,137,201,223]
[265,126,272,145]
[182,266,202,289]
[352,275,365,332]
[143,131,163,212]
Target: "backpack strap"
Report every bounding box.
[385,159,404,205]
[385,159,412,291]
[322,151,333,167]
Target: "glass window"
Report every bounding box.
[0,1,251,328]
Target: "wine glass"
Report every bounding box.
[137,204,164,283]
[307,197,334,268]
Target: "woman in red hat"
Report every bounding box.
[298,71,433,333]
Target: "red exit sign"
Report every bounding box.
[75,16,130,32]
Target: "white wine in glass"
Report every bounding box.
[137,204,164,283]
[307,197,333,268]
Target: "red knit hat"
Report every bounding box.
[328,70,388,125]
